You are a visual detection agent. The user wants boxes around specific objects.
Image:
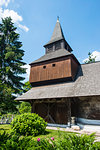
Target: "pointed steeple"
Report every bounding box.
[50,17,65,42]
[44,18,73,54]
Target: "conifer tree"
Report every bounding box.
[0,17,26,113]
[0,17,26,94]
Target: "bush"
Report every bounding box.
[0,131,9,147]
[18,102,31,114]
[10,113,47,136]
[28,138,56,150]
[57,133,96,150]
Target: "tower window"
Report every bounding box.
[47,45,53,51]
[43,65,46,69]
[52,64,56,67]
[55,42,61,50]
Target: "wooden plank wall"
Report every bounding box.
[71,57,79,80]
[35,102,68,124]
[30,58,72,83]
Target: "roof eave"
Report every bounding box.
[29,53,72,66]
[43,38,64,47]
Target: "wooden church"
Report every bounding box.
[16,18,100,126]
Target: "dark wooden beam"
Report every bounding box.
[33,98,67,104]
[44,103,56,123]
[31,100,35,113]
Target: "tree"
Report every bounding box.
[18,81,32,114]
[0,17,26,94]
[0,17,26,113]
[0,84,18,114]
[22,81,32,93]
[85,52,96,64]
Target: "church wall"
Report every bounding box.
[77,96,100,120]
[31,96,100,125]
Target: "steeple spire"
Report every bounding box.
[44,18,73,53]
[50,17,65,42]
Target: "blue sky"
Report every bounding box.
[0,0,100,81]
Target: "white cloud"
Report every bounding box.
[92,51,100,61]
[0,8,22,22]
[18,23,29,32]
[22,64,30,79]
[0,2,29,32]
[0,0,11,7]
[83,51,100,63]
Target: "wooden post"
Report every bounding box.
[67,98,71,127]
[44,103,55,123]
[30,100,35,113]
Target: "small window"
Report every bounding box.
[55,42,61,50]
[43,65,46,69]
[48,45,53,51]
[52,64,56,67]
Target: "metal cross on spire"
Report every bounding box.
[57,16,59,22]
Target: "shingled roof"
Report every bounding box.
[44,17,65,46]
[16,61,100,101]
[30,18,73,65]
[30,48,71,65]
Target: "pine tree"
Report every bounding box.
[0,17,26,94]
[0,17,26,113]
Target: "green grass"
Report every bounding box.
[34,129,76,140]
[0,124,77,140]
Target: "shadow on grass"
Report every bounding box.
[0,128,8,131]
[44,130,50,135]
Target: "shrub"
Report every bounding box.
[56,132,97,150]
[18,102,31,114]
[93,142,100,149]
[0,131,100,150]
[24,134,100,150]
[0,131,9,147]
[28,138,57,150]
[10,113,47,136]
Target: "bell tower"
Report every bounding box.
[29,18,80,86]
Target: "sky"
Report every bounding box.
[0,0,100,81]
